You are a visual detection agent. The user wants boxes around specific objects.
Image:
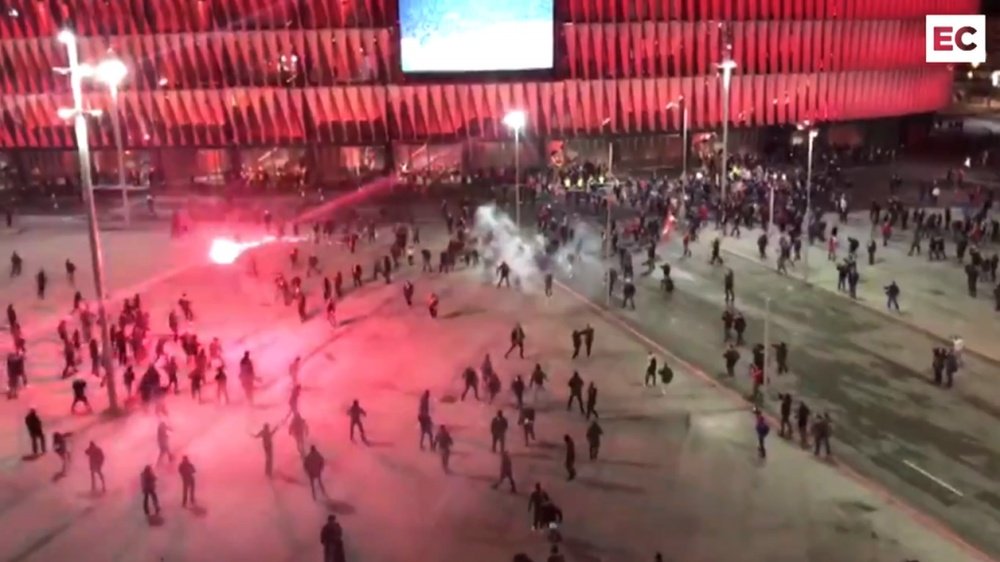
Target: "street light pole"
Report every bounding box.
[503,110,526,229]
[514,126,521,229]
[681,103,689,180]
[768,180,776,240]
[803,129,819,283]
[108,85,128,226]
[93,58,129,226]
[605,197,612,259]
[605,192,613,307]
[667,98,689,222]
[58,30,120,414]
[718,59,736,235]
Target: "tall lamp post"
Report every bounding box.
[667,97,689,221]
[55,30,120,413]
[767,175,778,239]
[95,58,129,226]
[798,122,819,283]
[717,59,737,233]
[503,110,526,228]
[666,97,689,179]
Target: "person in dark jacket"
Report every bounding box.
[140,465,160,517]
[178,455,197,507]
[303,446,327,499]
[320,514,346,562]
[563,434,576,480]
[25,408,45,455]
[85,441,106,493]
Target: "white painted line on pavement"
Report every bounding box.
[903,460,965,498]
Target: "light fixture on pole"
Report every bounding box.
[503,110,526,228]
[717,58,737,234]
[666,97,688,180]
[600,117,613,177]
[797,121,819,283]
[94,57,129,226]
[666,97,689,222]
[55,30,121,414]
[768,176,776,241]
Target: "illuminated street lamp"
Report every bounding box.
[54,30,120,413]
[503,110,526,228]
[797,121,819,283]
[717,58,737,233]
[95,57,130,226]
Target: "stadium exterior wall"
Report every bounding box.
[0,0,981,180]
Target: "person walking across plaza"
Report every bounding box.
[812,413,833,458]
[563,434,576,480]
[505,323,526,359]
[490,410,509,453]
[435,424,454,473]
[348,399,368,444]
[491,450,517,493]
[320,514,347,562]
[566,371,585,414]
[84,441,106,494]
[140,465,161,517]
[252,421,283,478]
[179,455,197,507]
[25,408,45,455]
[584,382,599,420]
[754,409,770,459]
[586,420,603,460]
[884,281,901,312]
[303,445,328,499]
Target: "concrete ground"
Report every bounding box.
[541,195,1000,560]
[711,209,1000,362]
[0,211,987,561]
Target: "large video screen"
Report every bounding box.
[399,0,554,74]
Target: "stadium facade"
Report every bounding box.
[0,0,983,185]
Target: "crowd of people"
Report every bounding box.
[4,188,676,562]
[6,148,980,560]
[548,151,996,393]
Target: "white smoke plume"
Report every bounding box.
[470,203,607,295]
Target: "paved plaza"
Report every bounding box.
[0,206,995,561]
[543,195,1000,560]
[711,209,1000,362]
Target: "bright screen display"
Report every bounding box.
[399,0,554,73]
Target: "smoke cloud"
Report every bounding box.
[470,203,607,295]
